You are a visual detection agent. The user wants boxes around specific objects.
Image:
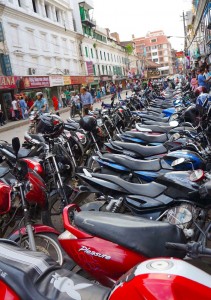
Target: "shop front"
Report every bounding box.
[100,76,112,94]
[0,76,20,120]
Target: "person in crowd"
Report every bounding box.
[80,87,93,116]
[148,78,152,88]
[117,84,122,100]
[27,97,34,110]
[190,74,198,92]
[64,89,71,106]
[0,105,5,126]
[60,91,67,107]
[96,89,101,103]
[101,85,106,96]
[28,92,48,114]
[110,83,116,107]
[19,95,28,119]
[197,67,211,91]
[12,95,20,121]
[70,92,80,118]
[52,95,59,111]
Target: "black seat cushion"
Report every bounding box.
[91,173,166,197]
[124,132,168,143]
[103,154,161,171]
[136,124,174,133]
[0,166,10,177]
[141,115,169,123]
[0,241,109,300]
[111,141,167,157]
[2,144,31,158]
[74,212,186,258]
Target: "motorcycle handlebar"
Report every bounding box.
[166,242,211,256]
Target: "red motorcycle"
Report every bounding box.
[58,204,188,287]
[0,239,210,300]
[0,137,63,264]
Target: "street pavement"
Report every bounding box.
[0,91,128,143]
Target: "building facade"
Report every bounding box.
[133,30,174,75]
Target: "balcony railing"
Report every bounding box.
[81,16,96,27]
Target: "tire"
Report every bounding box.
[18,233,65,265]
[42,193,64,233]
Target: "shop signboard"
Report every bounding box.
[86,76,94,83]
[0,76,20,89]
[86,61,94,75]
[175,51,184,58]
[70,76,85,85]
[23,76,50,89]
[49,75,64,87]
[63,76,71,85]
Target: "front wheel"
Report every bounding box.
[18,233,63,265]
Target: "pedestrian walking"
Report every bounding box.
[12,95,19,120]
[19,95,28,119]
[61,91,67,107]
[0,105,5,126]
[190,74,198,92]
[110,83,116,107]
[101,85,106,96]
[96,89,101,103]
[80,87,93,116]
[70,92,80,118]
[117,84,122,100]
[52,96,59,111]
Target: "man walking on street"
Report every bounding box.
[12,95,19,120]
[110,83,116,107]
[80,87,93,116]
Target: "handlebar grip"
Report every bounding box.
[165,242,187,251]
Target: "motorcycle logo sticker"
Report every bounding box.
[79,245,111,260]
[51,273,92,300]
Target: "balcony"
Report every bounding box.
[81,16,96,27]
[79,0,94,10]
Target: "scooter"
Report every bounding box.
[0,240,210,300]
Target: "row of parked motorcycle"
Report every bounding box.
[0,82,211,299]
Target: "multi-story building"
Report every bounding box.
[0,0,81,76]
[133,30,174,75]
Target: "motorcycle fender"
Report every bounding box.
[8,225,60,241]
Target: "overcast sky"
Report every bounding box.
[93,0,192,51]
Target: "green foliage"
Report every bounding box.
[125,44,133,55]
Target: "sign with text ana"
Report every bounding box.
[0,76,20,89]
[23,76,50,89]
[49,75,64,87]
[70,76,86,85]
[175,51,184,58]
[86,61,94,75]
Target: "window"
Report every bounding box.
[52,35,59,53]
[104,52,106,60]
[32,0,37,13]
[27,28,36,49]
[100,51,102,60]
[151,39,157,43]
[18,0,21,6]
[102,65,104,74]
[163,44,167,49]
[63,38,68,54]
[107,53,110,61]
[153,58,158,62]
[109,66,112,75]
[151,46,157,50]
[152,52,157,56]
[91,48,93,58]
[85,46,88,57]
[111,54,113,61]
[114,55,116,62]
[45,4,49,17]
[93,64,96,75]
[40,32,49,51]
[96,49,98,59]
[160,57,163,62]
[164,57,168,62]
[158,51,162,56]
[98,65,100,75]
[55,10,59,22]
[106,66,108,74]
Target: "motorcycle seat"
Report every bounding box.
[136,124,174,133]
[74,212,186,258]
[3,144,32,158]
[0,241,109,300]
[0,166,10,177]
[124,131,168,143]
[103,154,161,171]
[91,173,166,197]
[141,115,169,123]
[27,133,46,143]
[110,141,167,157]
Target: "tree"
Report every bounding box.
[125,44,133,55]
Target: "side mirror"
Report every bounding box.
[12,137,20,158]
[171,157,186,167]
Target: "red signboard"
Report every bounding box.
[70,76,86,85]
[175,51,184,58]
[23,76,50,89]
[0,76,20,89]
[86,61,94,75]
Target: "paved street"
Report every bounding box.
[0,91,128,143]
